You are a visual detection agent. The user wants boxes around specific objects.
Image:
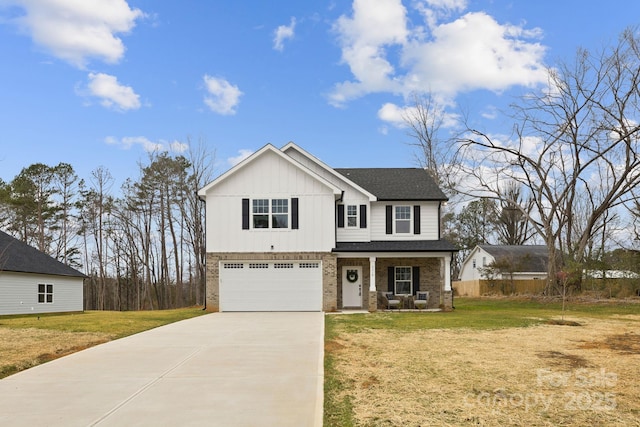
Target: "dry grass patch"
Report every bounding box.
[327,315,640,426]
[0,308,206,378]
[0,328,111,377]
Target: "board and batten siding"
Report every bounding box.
[204,150,337,252]
[370,201,440,240]
[0,271,84,315]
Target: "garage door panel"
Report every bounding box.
[220,261,322,312]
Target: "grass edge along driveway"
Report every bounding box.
[0,307,207,379]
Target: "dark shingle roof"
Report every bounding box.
[479,245,548,272]
[0,230,86,278]
[334,240,458,253]
[335,168,447,201]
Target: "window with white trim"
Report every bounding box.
[271,199,288,228]
[38,283,53,304]
[346,205,358,227]
[252,199,289,229]
[394,267,412,295]
[252,199,269,228]
[395,206,411,233]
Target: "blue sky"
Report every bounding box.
[1,0,640,189]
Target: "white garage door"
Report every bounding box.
[219,261,322,311]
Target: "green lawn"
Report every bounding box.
[0,307,207,338]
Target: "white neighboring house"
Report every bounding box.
[0,230,85,315]
[197,142,458,312]
[459,245,548,281]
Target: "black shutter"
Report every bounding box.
[412,266,420,295]
[337,204,345,228]
[242,198,250,230]
[291,198,299,229]
[388,266,395,293]
[385,205,392,234]
[413,205,421,235]
[359,205,367,228]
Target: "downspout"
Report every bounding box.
[334,190,344,245]
[197,192,207,311]
[450,251,455,310]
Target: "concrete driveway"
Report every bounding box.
[0,312,324,427]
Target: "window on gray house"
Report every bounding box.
[38,284,53,303]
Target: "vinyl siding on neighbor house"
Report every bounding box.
[0,271,83,315]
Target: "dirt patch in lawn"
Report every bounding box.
[328,317,640,426]
[0,328,111,378]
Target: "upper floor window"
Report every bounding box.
[271,199,289,228]
[252,199,288,229]
[347,205,358,227]
[243,198,298,230]
[252,199,269,228]
[395,206,411,233]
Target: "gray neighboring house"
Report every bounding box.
[0,230,85,315]
[459,245,549,281]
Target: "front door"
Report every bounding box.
[342,266,362,308]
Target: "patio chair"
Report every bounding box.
[413,291,429,311]
[382,292,401,311]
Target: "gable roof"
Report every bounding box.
[334,168,447,201]
[281,142,377,201]
[198,143,342,197]
[479,245,548,272]
[0,230,86,278]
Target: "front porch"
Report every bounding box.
[335,253,454,312]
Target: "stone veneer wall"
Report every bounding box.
[336,257,451,310]
[375,258,444,310]
[205,252,337,312]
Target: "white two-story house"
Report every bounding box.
[197,142,458,312]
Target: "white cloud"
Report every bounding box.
[403,12,547,97]
[5,0,143,68]
[86,72,140,111]
[330,0,408,106]
[377,102,407,127]
[377,101,460,128]
[228,149,253,166]
[203,75,243,115]
[273,17,296,51]
[330,1,548,106]
[106,136,188,153]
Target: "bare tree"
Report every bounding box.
[402,91,460,195]
[458,29,640,293]
[495,181,535,245]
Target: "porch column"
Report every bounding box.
[368,256,377,312]
[443,254,453,311]
[369,257,377,291]
[444,254,452,291]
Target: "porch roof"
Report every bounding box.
[333,240,458,253]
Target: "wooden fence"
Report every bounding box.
[454,279,547,297]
